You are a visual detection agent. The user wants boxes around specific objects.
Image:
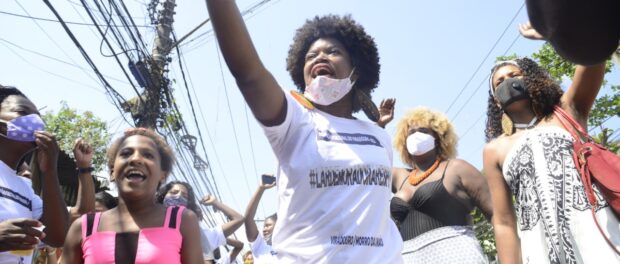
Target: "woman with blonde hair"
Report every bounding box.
[389,106,492,263]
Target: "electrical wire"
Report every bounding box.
[444,2,525,115]
[214,43,254,196]
[43,0,133,127]
[0,9,150,27]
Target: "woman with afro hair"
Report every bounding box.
[483,24,619,263]
[205,1,402,262]
[390,107,492,263]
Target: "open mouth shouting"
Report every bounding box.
[311,63,334,79]
[124,168,147,183]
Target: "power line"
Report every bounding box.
[180,0,279,52]
[0,9,150,27]
[79,0,145,106]
[43,0,133,127]
[13,0,108,94]
[0,38,130,85]
[176,45,241,210]
[450,33,521,121]
[444,2,525,115]
[458,112,485,140]
[0,41,105,94]
[172,33,226,205]
[214,43,254,196]
[244,103,267,217]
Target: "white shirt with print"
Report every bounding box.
[200,223,226,259]
[0,161,43,264]
[261,93,403,263]
[250,233,277,264]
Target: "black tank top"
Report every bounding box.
[390,160,470,241]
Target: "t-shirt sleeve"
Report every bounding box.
[250,233,269,256]
[19,177,43,220]
[30,189,43,220]
[260,92,306,156]
[203,225,227,250]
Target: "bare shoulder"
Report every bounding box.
[391,167,410,192]
[393,167,409,176]
[448,159,479,174]
[181,207,198,222]
[392,167,410,182]
[483,135,514,163]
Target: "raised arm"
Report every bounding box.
[60,217,84,264]
[225,238,244,262]
[455,159,493,220]
[69,139,95,223]
[205,0,286,126]
[201,195,244,237]
[519,21,606,127]
[377,98,395,128]
[245,178,276,242]
[561,63,606,126]
[483,143,521,264]
[35,131,69,247]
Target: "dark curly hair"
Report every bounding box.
[485,57,564,141]
[0,85,28,106]
[286,14,380,112]
[106,127,176,175]
[156,181,202,220]
[95,191,118,210]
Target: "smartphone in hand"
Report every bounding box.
[261,174,276,185]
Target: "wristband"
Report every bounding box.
[76,166,94,174]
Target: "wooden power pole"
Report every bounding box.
[126,0,177,128]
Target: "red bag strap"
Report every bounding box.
[591,208,620,255]
[555,106,619,255]
[553,106,591,143]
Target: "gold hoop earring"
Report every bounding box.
[501,113,514,136]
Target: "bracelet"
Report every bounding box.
[76,166,94,174]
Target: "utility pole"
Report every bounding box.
[126,0,177,128]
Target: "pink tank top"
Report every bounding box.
[81,206,184,264]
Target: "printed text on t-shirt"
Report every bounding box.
[0,186,32,210]
[308,165,390,189]
[316,129,383,147]
[330,235,384,247]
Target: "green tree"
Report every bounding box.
[472,207,496,259]
[532,43,619,153]
[42,102,111,172]
[476,43,620,259]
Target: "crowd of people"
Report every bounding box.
[1,0,619,263]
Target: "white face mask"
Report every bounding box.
[406,132,436,156]
[304,69,355,106]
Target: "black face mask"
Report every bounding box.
[494,78,529,108]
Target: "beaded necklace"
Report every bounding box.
[408,159,440,186]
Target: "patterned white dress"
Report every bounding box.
[503,126,620,263]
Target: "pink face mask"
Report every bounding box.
[304,69,356,106]
[0,114,45,142]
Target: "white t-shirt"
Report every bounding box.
[0,161,43,264]
[216,254,238,264]
[261,93,403,263]
[250,233,277,264]
[200,223,226,258]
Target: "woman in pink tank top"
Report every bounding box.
[60,128,204,264]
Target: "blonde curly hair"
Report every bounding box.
[394,107,457,166]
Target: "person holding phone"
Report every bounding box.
[244,174,277,264]
[206,0,402,261]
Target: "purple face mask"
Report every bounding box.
[0,114,45,142]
